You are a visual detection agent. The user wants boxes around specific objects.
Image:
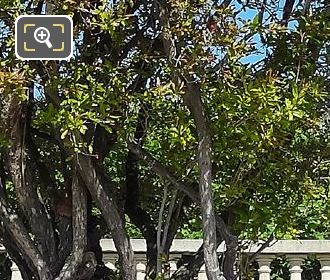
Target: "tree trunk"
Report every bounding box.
[76,154,136,280]
[5,94,57,265]
[156,3,225,276]
[55,170,91,280]
[184,84,221,280]
[0,183,52,280]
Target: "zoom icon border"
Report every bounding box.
[15,15,73,61]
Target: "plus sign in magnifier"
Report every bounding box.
[15,15,73,60]
[34,27,53,48]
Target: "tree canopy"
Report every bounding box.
[0,0,329,279]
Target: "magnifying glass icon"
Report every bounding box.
[34,27,53,48]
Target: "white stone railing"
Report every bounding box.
[2,239,330,279]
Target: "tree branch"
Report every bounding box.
[127,142,200,202]
[171,244,205,280]
[55,169,89,280]
[282,0,295,24]
[1,94,57,268]
[156,1,230,276]
[0,181,52,280]
[125,150,158,278]
[124,105,157,278]
[128,142,238,277]
[163,194,186,254]
[76,153,136,280]
[183,83,221,279]
[0,226,36,280]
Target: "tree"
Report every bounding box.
[0,0,329,279]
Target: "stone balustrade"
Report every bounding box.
[2,239,330,279]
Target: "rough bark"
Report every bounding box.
[8,123,57,265]
[183,85,221,280]
[0,182,52,280]
[171,244,205,280]
[6,101,55,257]
[30,128,74,268]
[27,133,57,210]
[55,170,89,280]
[76,154,136,280]
[0,227,36,280]
[0,94,57,273]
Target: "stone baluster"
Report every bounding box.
[318,255,330,280]
[136,262,146,280]
[169,261,177,276]
[105,260,116,271]
[198,264,207,280]
[287,255,305,280]
[11,262,22,280]
[257,256,273,280]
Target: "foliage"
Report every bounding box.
[0,0,329,279]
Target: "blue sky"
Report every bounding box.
[236,0,298,65]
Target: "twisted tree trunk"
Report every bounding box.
[183,85,222,280]
[76,154,136,280]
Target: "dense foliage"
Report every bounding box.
[0,0,329,279]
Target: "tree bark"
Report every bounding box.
[156,3,227,276]
[0,94,57,275]
[76,154,136,280]
[0,227,36,280]
[171,244,205,280]
[125,105,158,278]
[55,170,90,280]
[0,182,52,280]
[183,84,221,280]
[282,0,295,23]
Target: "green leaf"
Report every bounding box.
[61,129,68,139]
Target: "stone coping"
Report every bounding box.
[1,240,329,254]
[100,239,330,254]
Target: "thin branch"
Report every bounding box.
[282,0,295,24]
[128,142,235,241]
[248,233,275,264]
[127,142,200,202]
[163,194,186,254]
[161,190,178,250]
[156,185,168,274]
